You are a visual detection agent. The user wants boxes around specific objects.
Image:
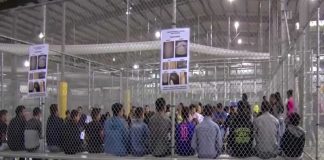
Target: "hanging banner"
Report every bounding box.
[28,44,49,97]
[160,28,190,91]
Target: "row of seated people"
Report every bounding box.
[0,94,305,159]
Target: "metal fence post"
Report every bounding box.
[315,7,320,160]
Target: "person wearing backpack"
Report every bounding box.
[176,107,195,156]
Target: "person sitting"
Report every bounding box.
[281,113,305,159]
[176,107,195,156]
[7,105,27,151]
[191,104,222,159]
[46,104,64,152]
[254,101,280,159]
[104,103,129,156]
[227,101,254,158]
[189,104,203,124]
[85,108,103,153]
[213,103,228,139]
[0,110,8,151]
[24,107,42,152]
[130,107,150,156]
[148,98,172,157]
[62,110,84,154]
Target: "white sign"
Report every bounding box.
[28,44,49,97]
[160,28,190,91]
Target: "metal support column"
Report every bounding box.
[227,16,231,49]
[171,0,176,157]
[315,7,320,160]
[88,62,91,108]
[61,2,66,81]
[41,4,47,152]
[1,52,3,109]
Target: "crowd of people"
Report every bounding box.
[0,89,305,159]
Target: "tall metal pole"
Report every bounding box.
[61,2,66,81]
[41,4,47,152]
[315,7,320,160]
[1,52,3,109]
[88,62,91,108]
[228,16,231,49]
[171,0,177,157]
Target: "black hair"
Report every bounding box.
[0,110,8,119]
[70,109,79,120]
[242,93,248,101]
[203,104,213,116]
[289,113,301,126]
[112,103,123,116]
[263,96,267,101]
[217,103,223,109]
[224,106,229,112]
[34,82,40,92]
[91,108,101,120]
[15,105,26,116]
[261,100,271,112]
[287,90,293,97]
[65,110,70,116]
[50,104,58,115]
[181,107,190,120]
[33,107,41,116]
[189,104,196,111]
[77,106,83,110]
[166,104,171,112]
[134,107,144,119]
[169,72,179,85]
[155,98,166,112]
[198,102,202,107]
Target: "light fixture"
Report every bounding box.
[133,64,139,69]
[228,0,234,2]
[126,11,130,15]
[296,22,300,30]
[38,32,45,39]
[234,21,239,32]
[155,31,161,39]
[112,57,116,62]
[237,38,242,45]
[24,60,30,67]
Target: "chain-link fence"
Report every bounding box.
[0,0,323,159]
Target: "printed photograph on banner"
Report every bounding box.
[30,56,37,70]
[175,40,188,58]
[169,72,180,85]
[180,72,187,85]
[38,55,47,69]
[177,60,187,69]
[162,72,169,86]
[163,41,174,59]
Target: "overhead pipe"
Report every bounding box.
[0,41,269,59]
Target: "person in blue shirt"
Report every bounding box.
[213,103,228,139]
[104,103,129,156]
[191,104,223,159]
[130,107,150,156]
[176,106,195,156]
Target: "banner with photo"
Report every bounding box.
[160,28,190,91]
[28,44,49,97]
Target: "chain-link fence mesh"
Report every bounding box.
[0,0,323,159]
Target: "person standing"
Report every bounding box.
[24,107,42,152]
[254,101,280,159]
[7,105,27,151]
[286,90,295,116]
[85,108,103,153]
[130,107,150,156]
[191,104,223,159]
[148,98,172,157]
[104,103,129,156]
[46,104,64,152]
[0,110,8,151]
[62,110,84,154]
[176,107,195,156]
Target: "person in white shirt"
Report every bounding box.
[254,101,280,159]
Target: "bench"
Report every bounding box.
[0,151,309,160]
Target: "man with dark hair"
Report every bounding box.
[62,109,84,154]
[254,101,280,159]
[104,103,129,156]
[144,105,154,125]
[130,107,150,156]
[85,108,103,153]
[77,106,87,130]
[7,105,27,151]
[281,113,305,159]
[0,110,8,151]
[191,104,222,159]
[148,98,171,157]
[24,107,42,152]
[238,93,252,118]
[46,104,64,152]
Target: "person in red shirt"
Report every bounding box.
[287,90,295,116]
